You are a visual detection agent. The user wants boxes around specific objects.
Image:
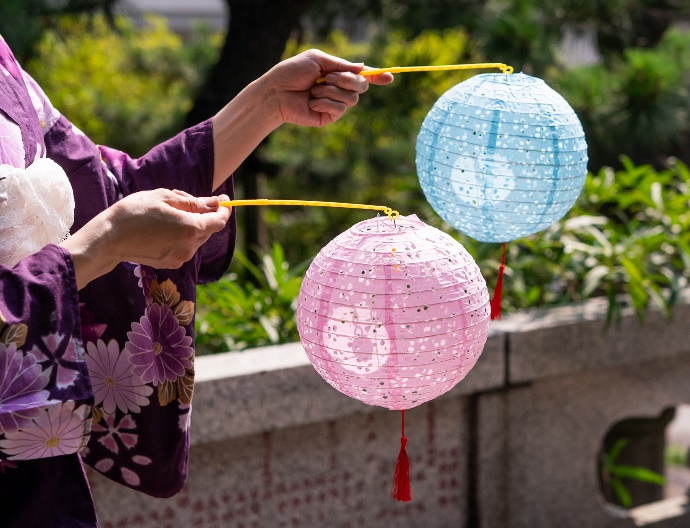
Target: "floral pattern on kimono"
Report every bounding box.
[0,34,236,527]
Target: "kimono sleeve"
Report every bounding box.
[43,115,236,284]
[0,245,93,462]
[33,74,236,497]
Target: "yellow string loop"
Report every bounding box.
[316,62,514,83]
[219,199,400,220]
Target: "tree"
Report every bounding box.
[0,0,117,61]
[185,0,317,264]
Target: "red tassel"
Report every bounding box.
[391,410,412,502]
[490,243,507,320]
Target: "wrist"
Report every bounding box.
[240,74,285,132]
[60,208,120,289]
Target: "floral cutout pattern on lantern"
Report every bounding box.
[297,214,490,411]
[416,72,588,243]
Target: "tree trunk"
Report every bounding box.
[186,0,316,265]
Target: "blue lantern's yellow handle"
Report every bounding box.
[219,199,400,220]
[316,62,514,83]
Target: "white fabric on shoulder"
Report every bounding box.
[0,158,74,267]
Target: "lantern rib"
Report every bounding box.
[300,279,488,303]
[311,253,486,273]
[417,135,587,155]
[300,332,489,359]
[305,348,485,378]
[417,140,589,164]
[417,143,588,163]
[419,176,587,195]
[305,259,487,285]
[300,282,488,302]
[432,99,579,117]
[314,376,476,399]
[424,109,584,129]
[425,102,584,121]
[431,91,578,108]
[419,116,586,141]
[297,311,491,335]
[305,263,486,282]
[417,164,588,184]
[296,308,491,339]
[317,370,480,389]
[417,142,588,163]
[320,232,476,254]
[315,369,480,392]
[297,309,491,335]
[420,188,584,208]
[298,283,489,309]
[419,191,582,216]
[304,342,487,372]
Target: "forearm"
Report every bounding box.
[212,76,283,191]
[60,189,231,290]
[210,49,392,191]
[60,209,118,290]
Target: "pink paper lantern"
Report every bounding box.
[297,214,490,410]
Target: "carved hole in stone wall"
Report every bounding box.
[598,406,690,512]
[664,405,690,501]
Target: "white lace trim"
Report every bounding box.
[0,158,75,267]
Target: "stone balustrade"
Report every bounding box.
[88,296,690,527]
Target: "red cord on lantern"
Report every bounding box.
[391,410,413,502]
[490,243,507,320]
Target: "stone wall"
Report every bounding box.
[87,298,690,527]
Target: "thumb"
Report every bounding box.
[166,191,219,213]
[310,49,363,75]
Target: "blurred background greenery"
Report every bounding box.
[3,0,689,353]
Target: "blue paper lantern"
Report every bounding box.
[416,72,588,243]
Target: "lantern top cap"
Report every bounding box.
[468,71,546,86]
[349,214,425,236]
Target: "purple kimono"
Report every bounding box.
[0,36,235,526]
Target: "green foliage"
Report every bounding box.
[195,244,308,354]
[260,29,475,265]
[0,0,117,61]
[665,444,688,468]
[552,28,690,168]
[256,29,690,329]
[15,6,690,352]
[197,158,690,353]
[478,158,690,324]
[25,14,221,156]
[0,0,45,60]
[476,0,559,76]
[305,0,486,40]
[600,438,665,509]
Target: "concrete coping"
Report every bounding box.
[191,295,690,445]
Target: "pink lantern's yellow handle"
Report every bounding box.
[316,62,514,83]
[219,199,400,220]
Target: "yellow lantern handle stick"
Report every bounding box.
[316,62,514,83]
[219,199,400,220]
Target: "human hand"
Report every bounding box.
[211,49,394,190]
[263,49,394,128]
[109,189,231,268]
[62,189,232,288]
